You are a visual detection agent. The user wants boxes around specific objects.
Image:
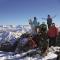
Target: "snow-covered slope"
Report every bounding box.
[0,25,31,44]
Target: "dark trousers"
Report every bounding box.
[49,37,56,47]
[47,24,51,29]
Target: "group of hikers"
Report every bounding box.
[15,15,60,56]
[29,15,58,47]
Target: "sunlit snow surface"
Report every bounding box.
[0,49,57,60]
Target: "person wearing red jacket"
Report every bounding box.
[47,23,58,47]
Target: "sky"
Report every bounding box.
[0,0,60,26]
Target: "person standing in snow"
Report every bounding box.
[47,15,52,29]
[47,23,58,47]
[42,14,56,29]
[40,22,47,33]
[29,19,33,33]
[29,17,40,34]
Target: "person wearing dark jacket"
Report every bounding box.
[47,15,52,29]
[47,23,58,47]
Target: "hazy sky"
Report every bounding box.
[0,0,60,26]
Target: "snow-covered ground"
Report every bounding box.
[0,49,57,60]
